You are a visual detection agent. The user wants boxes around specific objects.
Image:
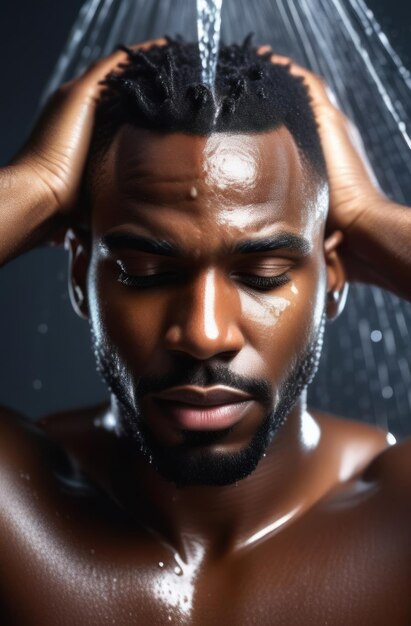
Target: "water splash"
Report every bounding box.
[196,0,223,89]
[17,0,411,440]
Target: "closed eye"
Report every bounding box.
[117,270,182,288]
[235,273,290,290]
[117,269,290,291]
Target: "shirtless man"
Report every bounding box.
[0,38,410,625]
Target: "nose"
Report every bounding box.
[163,268,245,360]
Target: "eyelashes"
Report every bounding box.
[238,274,290,290]
[118,271,182,288]
[117,270,290,291]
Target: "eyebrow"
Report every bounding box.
[233,233,311,255]
[102,233,180,256]
[102,232,311,257]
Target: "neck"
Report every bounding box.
[105,392,330,559]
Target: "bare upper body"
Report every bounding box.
[0,403,410,625]
[0,40,411,626]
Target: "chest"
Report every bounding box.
[3,498,410,626]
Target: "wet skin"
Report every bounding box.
[0,127,411,625]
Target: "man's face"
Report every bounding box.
[82,126,330,486]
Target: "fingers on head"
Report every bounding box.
[270,56,336,107]
[257,49,340,112]
[133,37,168,50]
[83,37,167,82]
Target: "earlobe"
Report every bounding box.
[324,230,348,321]
[65,228,90,320]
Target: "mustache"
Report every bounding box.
[136,362,272,406]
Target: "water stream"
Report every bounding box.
[196,0,223,89]
[31,0,411,439]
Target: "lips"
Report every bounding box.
[151,385,254,431]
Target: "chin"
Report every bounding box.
[131,410,276,487]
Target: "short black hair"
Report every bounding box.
[90,36,326,178]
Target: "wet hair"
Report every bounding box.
[90,35,326,178]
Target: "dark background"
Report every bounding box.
[0,0,410,420]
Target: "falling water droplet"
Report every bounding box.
[370,329,382,342]
[382,385,393,399]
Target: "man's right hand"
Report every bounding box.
[0,39,165,263]
[12,38,166,218]
[13,53,122,217]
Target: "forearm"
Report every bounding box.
[0,165,59,267]
[346,201,411,301]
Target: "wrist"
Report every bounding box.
[7,159,61,219]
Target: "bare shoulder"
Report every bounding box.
[0,405,46,465]
[363,433,411,495]
[37,401,110,440]
[314,408,411,513]
[0,403,108,482]
[313,408,391,471]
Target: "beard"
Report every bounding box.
[91,313,325,487]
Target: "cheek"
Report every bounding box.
[87,260,164,368]
[240,268,326,380]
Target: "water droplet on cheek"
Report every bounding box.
[290,282,299,295]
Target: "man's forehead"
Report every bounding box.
[97,126,328,237]
[111,126,300,186]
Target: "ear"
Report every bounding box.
[65,228,90,320]
[323,230,348,321]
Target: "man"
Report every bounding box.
[0,37,410,625]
